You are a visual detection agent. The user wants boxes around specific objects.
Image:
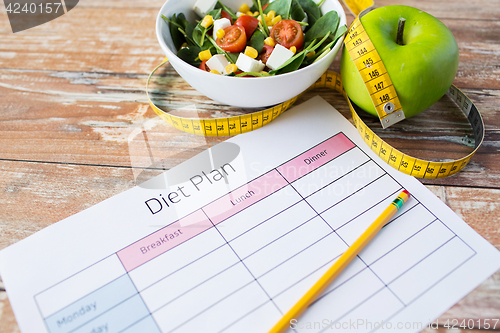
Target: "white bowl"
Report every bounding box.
[156,0,346,108]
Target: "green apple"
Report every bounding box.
[340,5,459,118]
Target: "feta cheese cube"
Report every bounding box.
[236,11,244,17]
[213,18,231,40]
[266,44,294,70]
[193,0,217,18]
[206,54,231,74]
[236,53,265,73]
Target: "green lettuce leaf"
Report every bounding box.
[264,0,293,19]
[304,10,339,45]
[193,8,222,49]
[290,0,306,22]
[248,29,265,53]
[297,0,320,28]
[177,46,202,67]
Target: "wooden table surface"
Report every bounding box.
[0,0,499,332]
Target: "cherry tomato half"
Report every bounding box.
[235,15,259,38]
[199,60,210,72]
[270,19,304,49]
[221,10,233,24]
[259,44,274,64]
[216,25,247,53]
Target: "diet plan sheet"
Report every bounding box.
[0,96,499,333]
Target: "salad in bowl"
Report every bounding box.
[156,0,347,107]
[163,0,346,77]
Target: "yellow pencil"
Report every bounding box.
[267,190,411,333]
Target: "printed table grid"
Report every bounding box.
[34,133,476,333]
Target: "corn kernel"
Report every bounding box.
[253,11,259,16]
[271,15,282,25]
[199,49,212,61]
[216,29,226,39]
[290,46,297,55]
[239,3,250,13]
[210,69,221,75]
[264,37,275,47]
[181,42,188,49]
[266,18,273,26]
[267,10,276,20]
[306,51,316,59]
[225,64,238,74]
[244,46,259,59]
[201,15,213,28]
[246,10,253,16]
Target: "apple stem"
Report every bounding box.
[397,18,406,45]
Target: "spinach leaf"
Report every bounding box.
[177,13,195,44]
[248,29,265,53]
[272,52,307,75]
[162,14,196,49]
[297,0,320,28]
[177,46,202,67]
[290,0,306,22]
[168,14,184,50]
[193,8,221,49]
[269,47,308,75]
[314,25,346,59]
[227,53,239,64]
[270,32,331,74]
[264,0,292,19]
[304,10,339,44]
[312,25,346,62]
[332,24,347,43]
[215,1,238,21]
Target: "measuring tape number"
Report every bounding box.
[344,16,405,129]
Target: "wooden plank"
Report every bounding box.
[0,65,498,187]
[415,325,499,333]
[426,186,500,250]
[432,271,500,327]
[77,0,500,22]
[360,0,500,21]
[0,2,498,189]
[0,6,165,73]
[0,3,498,85]
[0,67,226,166]
[0,168,498,253]
[0,161,133,249]
[0,291,19,333]
[1,0,497,19]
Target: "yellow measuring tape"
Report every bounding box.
[342,0,374,17]
[146,3,484,180]
[147,58,297,137]
[345,15,404,129]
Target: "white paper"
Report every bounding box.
[1,96,499,333]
